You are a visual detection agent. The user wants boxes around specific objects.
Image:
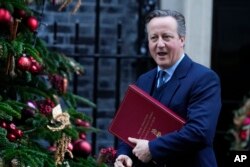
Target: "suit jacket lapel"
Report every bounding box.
[158,75,180,106]
[158,55,192,106]
[138,68,157,95]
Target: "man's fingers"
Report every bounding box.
[114,155,133,167]
[125,157,132,167]
[114,160,125,167]
[128,137,138,144]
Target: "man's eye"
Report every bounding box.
[150,36,157,40]
[163,36,172,40]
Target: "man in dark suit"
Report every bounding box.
[114,9,221,167]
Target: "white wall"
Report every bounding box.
[160,0,213,67]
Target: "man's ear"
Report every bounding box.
[180,36,185,47]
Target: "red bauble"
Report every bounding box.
[79,133,86,140]
[82,121,90,128]
[17,56,32,71]
[67,142,74,151]
[13,8,26,19]
[7,123,16,132]
[75,118,90,128]
[7,133,17,142]
[73,140,92,157]
[13,129,23,138]
[0,8,12,23]
[75,118,84,126]
[26,16,39,32]
[0,120,7,129]
[29,64,40,73]
[28,57,42,74]
[48,146,57,152]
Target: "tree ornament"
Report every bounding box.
[37,98,55,116]
[22,107,36,118]
[74,118,83,126]
[0,8,12,23]
[47,112,71,131]
[21,100,37,118]
[26,16,39,32]
[62,77,68,94]
[10,19,21,40]
[11,158,20,167]
[7,123,16,132]
[29,64,41,73]
[75,118,90,127]
[7,133,17,142]
[0,120,8,129]
[13,129,23,138]
[54,133,73,165]
[67,142,73,151]
[17,55,32,71]
[13,8,26,19]
[73,139,92,157]
[5,55,16,77]
[97,147,117,166]
[79,132,86,140]
[48,145,57,152]
[49,74,68,94]
[28,57,43,74]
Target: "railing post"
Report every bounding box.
[91,0,100,155]
[114,21,122,148]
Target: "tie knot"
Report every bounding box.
[158,70,166,79]
[157,70,167,88]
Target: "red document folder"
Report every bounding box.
[108,84,185,147]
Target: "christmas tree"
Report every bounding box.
[0,0,110,166]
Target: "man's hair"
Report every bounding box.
[145,9,186,37]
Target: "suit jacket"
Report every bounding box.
[117,55,221,167]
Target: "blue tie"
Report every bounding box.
[158,70,167,88]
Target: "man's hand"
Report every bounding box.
[128,137,152,163]
[114,155,133,167]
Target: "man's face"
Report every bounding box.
[146,16,185,69]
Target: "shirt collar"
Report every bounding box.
[157,53,185,77]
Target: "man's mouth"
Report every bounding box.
[157,52,168,56]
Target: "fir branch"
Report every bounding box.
[5,99,30,108]
[0,102,21,119]
[2,0,14,13]
[11,40,24,55]
[23,43,43,64]
[68,156,100,167]
[63,92,77,108]
[2,147,48,167]
[28,113,49,128]
[73,94,96,108]
[0,110,13,121]
[67,108,93,123]
[0,128,17,150]
[63,127,78,140]
[16,85,50,99]
[0,41,9,58]
[76,126,101,133]
[0,40,13,58]
[44,157,57,167]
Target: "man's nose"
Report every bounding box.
[157,38,165,47]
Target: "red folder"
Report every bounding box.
[108,84,185,147]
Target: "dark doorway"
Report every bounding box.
[212,0,250,166]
